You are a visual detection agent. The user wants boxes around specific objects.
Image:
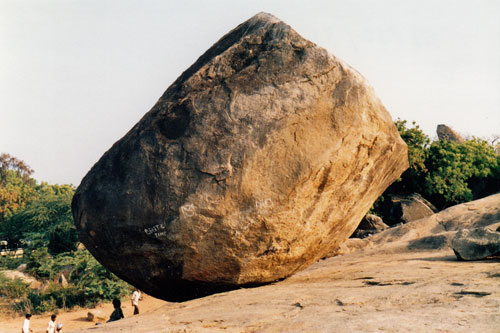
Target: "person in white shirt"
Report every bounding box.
[131,289,141,315]
[22,313,33,333]
[46,314,57,333]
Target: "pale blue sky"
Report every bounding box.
[1,0,499,185]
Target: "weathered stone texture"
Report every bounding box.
[72,12,408,301]
[452,227,500,260]
[437,124,465,143]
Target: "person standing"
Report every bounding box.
[131,289,141,315]
[22,313,33,333]
[46,314,57,333]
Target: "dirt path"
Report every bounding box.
[0,293,167,333]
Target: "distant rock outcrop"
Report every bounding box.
[436,124,465,143]
[72,12,408,301]
[383,193,437,226]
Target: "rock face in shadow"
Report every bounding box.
[72,12,408,302]
[452,227,500,260]
[383,193,437,226]
[351,214,388,239]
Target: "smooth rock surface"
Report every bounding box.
[72,12,408,301]
[452,227,500,260]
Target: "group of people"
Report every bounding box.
[22,313,63,333]
[21,289,142,331]
[108,288,142,322]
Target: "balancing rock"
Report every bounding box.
[72,12,408,301]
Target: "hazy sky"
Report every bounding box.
[1,0,499,185]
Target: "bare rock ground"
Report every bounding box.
[62,193,500,332]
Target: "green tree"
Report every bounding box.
[1,184,78,254]
[425,138,498,207]
[390,119,431,194]
[0,154,37,220]
[374,120,500,217]
[16,249,130,313]
[0,153,34,184]
[69,250,130,305]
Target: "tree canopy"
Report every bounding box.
[0,153,131,315]
[0,153,37,220]
[0,154,78,253]
[379,120,500,211]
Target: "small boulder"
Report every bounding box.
[436,124,465,144]
[0,269,40,288]
[87,310,106,322]
[383,193,437,226]
[16,263,27,272]
[58,273,68,287]
[452,227,500,260]
[351,214,388,239]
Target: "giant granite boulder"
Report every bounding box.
[72,12,408,301]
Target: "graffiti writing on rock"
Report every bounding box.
[180,203,197,217]
[255,198,273,210]
[144,223,167,239]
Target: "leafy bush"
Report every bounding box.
[69,250,130,307]
[0,155,131,314]
[0,272,29,299]
[424,138,498,207]
[22,289,58,314]
[373,120,500,216]
[0,153,36,221]
[26,247,55,280]
[1,187,78,255]
[0,256,25,270]
[42,283,83,309]
[13,249,131,313]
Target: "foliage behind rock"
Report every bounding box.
[375,119,500,215]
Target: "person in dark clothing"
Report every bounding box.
[107,298,124,322]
